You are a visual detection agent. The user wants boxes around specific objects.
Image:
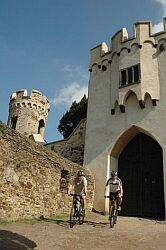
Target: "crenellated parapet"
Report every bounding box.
[89,18,166,68]
[89,18,166,114]
[8,89,50,142]
[9,89,50,120]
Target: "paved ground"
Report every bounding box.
[0,212,166,250]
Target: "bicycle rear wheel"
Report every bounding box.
[109,207,115,228]
[70,205,77,228]
[79,209,85,225]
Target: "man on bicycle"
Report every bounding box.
[104,170,123,211]
[68,170,87,212]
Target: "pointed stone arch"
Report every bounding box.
[122,90,139,106]
[144,92,152,101]
[108,126,165,218]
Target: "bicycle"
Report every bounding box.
[105,194,118,228]
[69,194,85,228]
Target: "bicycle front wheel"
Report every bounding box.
[109,207,115,228]
[114,210,118,224]
[70,205,77,228]
[79,209,85,225]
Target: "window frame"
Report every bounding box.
[119,64,141,88]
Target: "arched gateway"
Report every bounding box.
[118,132,165,219]
[84,19,166,217]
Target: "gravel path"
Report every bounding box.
[0,213,166,250]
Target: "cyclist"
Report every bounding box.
[104,170,123,211]
[68,170,87,212]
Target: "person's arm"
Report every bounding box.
[68,180,74,195]
[68,184,72,195]
[119,179,123,196]
[120,185,123,196]
[83,177,87,196]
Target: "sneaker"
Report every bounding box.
[117,206,121,211]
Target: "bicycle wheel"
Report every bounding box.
[69,205,77,228]
[79,208,85,225]
[114,210,118,224]
[109,207,115,228]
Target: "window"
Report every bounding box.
[120,64,140,87]
[11,116,18,129]
[128,67,133,84]
[133,65,139,82]
[121,70,127,86]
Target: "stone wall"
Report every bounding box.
[45,119,86,165]
[0,124,94,221]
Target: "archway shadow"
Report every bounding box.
[0,230,37,250]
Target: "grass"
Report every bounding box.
[0,214,69,225]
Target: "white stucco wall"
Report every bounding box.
[84,19,166,215]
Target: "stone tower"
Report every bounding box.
[7,89,50,142]
[84,18,166,219]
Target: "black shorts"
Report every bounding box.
[109,191,119,200]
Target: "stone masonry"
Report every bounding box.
[45,119,86,165]
[0,123,94,221]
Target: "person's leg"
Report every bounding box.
[81,196,86,210]
[109,198,114,219]
[117,194,122,206]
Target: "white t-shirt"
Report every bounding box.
[106,177,122,193]
[71,176,87,194]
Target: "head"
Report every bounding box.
[77,170,85,180]
[111,170,118,179]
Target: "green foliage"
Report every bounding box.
[58,95,88,138]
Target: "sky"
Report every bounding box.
[0,0,165,142]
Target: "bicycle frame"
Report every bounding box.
[69,194,85,228]
[107,195,118,228]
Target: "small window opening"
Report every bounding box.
[134,65,139,82]
[121,70,127,86]
[128,68,133,84]
[38,119,45,136]
[11,116,18,129]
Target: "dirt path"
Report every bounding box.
[0,213,166,250]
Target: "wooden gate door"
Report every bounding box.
[118,132,165,219]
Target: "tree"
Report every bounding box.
[58,95,88,138]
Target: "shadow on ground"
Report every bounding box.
[0,230,37,250]
[42,217,108,228]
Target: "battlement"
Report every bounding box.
[89,18,166,67]
[10,89,48,102]
[9,89,50,111]
[8,89,50,141]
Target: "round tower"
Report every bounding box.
[7,89,50,142]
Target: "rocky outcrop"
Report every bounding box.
[0,124,94,221]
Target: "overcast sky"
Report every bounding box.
[0,0,165,142]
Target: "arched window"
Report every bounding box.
[38,119,45,136]
[11,116,18,129]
